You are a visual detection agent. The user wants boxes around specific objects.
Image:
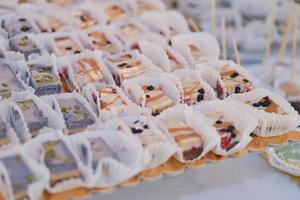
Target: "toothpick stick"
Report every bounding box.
[290,5,299,81]
[221,17,227,60]
[232,37,240,65]
[263,0,277,68]
[268,2,294,84]
[188,17,200,32]
[211,0,216,37]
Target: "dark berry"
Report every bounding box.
[243,79,249,83]
[20,26,30,32]
[227,125,235,132]
[134,120,139,124]
[252,103,260,107]
[51,28,56,32]
[19,18,26,22]
[198,88,205,94]
[106,40,112,44]
[259,100,271,107]
[168,40,172,45]
[112,88,117,93]
[231,133,236,138]
[74,50,81,54]
[117,63,127,67]
[80,15,86,22]
[65,46,72,50]
[131,127,143,134]
[234,86,241,93]
[197,94,204,102]
[146,94,150,98]
[263,96,269,100]
[230,72,239,78]
[143,124,149,129]
[215,120,223,124]
[147,85,154,91]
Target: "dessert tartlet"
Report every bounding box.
[9,34,42,59]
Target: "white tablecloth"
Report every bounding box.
[88,153,299,200]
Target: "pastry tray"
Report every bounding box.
[18,130,298,200]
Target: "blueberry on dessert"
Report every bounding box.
[0,63,25,98]
[9,34,41,59]
[41,140,82,187]
[1,154,37,200]
[16,99,48,137]
[2,15,37,37]
[71,58,105,90]
[28,64,61,96]
[0,117,9,147]
[98,86,128,111]
[72,10,96,29]
[105,4,128,23]
[54,36,81,56]
[127,119,163,147]
[218,69,254,96]
[159,117,203,161]
[142,85,173,116]
[213,118,241,151]
[87,31,114,53]
[180,77,207,105]
[57,97,96,134]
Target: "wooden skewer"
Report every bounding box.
[221,17,227,60]
[232,37,240,65]
[211,0,216,37]
[290,5,299,81]
[188,17,200,32]
[263,0,277,68]
[268,2,294,84]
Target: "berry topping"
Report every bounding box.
[197,94,204,102]
[234,86,241,93]
[215,120,223,124]
[143,124,149,129]
[198,88,205,94]
[147,85,154,91]
[131,127,143,134]
[20,26,30,32]
[252,103,260,107]
[146,94,150,98]
[230,72,239,78]
[243,79,249,83]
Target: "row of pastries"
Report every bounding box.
[0,0,299,200]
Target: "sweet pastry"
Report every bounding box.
[9,34,41,59]
[72,10,97,29]
[0,63,25,98]
[97,86,128,111]
[53,36,81,56]
[0,154,37,200]
[71,58,105,89]
[180,77,209,105]
[87,31,115,53]
[41,140,81,187]
[28,63,61,96]
[246,96,286,114]
[159,117,203,161]
[142,84,173,116]
[217,68,254,96]
[57,97,96,134]
[107,52,151,85]
[1,15,38,37]
[213,116,241,151]
[16,99,48,137]
[0,117,9,146]
[104,4,129,23]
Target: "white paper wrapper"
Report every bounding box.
[0,145,47,200]
[122,73,181,111]
[44,92,101,134]
[11,91,66,140]
[79,25,124,55]
[266,144,300,177]
[69,130,145,188]
[162,10,190,37]
[105,50,163,85]
[155,104,219,162]
[171,32,220,66]
[196,60,256,95]
[56,50,115,92]
[0,101,20,146]
[104,114,177,169]
[193,100,257,156]
[82,83,141,122]
[227,89,300,137]
[194,64,226,99]
[171,68,217,104]
[23,132,90,193]
[138,40,190,72]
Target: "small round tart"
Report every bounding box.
[267,142,300,176]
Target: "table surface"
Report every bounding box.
[87,153,299,200]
